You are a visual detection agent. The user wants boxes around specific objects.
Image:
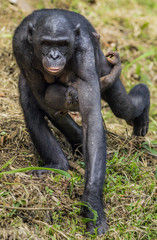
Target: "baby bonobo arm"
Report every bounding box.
[100,51,121,91]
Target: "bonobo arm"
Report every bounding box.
[19,73,69,172]
[18,66,82,166]
[78,78,107,234]
[74,41,107,234]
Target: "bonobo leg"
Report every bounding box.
[100,51,150,136]
[19,73,69,172]
[49,113,82,153]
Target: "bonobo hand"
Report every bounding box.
[106,51,121,65]
[82,194,108,235]
[100,51,121,90]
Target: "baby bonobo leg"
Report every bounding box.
[100,51,121,91]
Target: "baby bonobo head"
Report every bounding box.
[45,84,79,113]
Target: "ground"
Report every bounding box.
[0,0,157,239]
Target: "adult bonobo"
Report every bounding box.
[13,9,150,235]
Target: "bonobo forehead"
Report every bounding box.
[35,15,73,39]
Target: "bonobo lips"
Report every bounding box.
[45,66,63,74]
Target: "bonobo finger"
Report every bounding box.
[100,75,113,89]
[133,125,148,137]
[81,194,108,236]
[28,169,53,177]
[67,99,72,105]
[74,95,78,102]
[106,51,120,65]
[68,91,73,97]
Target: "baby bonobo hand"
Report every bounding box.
[65,87,78,107]
[100,51,122,90]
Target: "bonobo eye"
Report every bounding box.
[58,41,69,47]
[40,40,52,47]
[58,41,69,55]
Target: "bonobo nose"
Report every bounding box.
[50,51,60,60]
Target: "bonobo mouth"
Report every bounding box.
[44,66,64,75]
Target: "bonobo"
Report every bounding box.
[13,9,150,235]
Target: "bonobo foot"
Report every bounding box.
[132,106,149,136]
[82,194,108,235]
[29,163,69,177]
[128,83,150,137]
[100,51,121,90]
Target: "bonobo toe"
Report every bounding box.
[132,106,149,137]
[133,124,148,137]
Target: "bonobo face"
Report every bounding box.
[40,36,71,75]
[28,17,76,75]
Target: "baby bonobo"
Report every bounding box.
[45,84,78,115]
[45,51,121,115]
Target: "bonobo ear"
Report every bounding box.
[74,24,80,37]
[27,23,35,44]
[92,32,100,41]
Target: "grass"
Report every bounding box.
[0,0,157,239]
[104,151,156,239]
